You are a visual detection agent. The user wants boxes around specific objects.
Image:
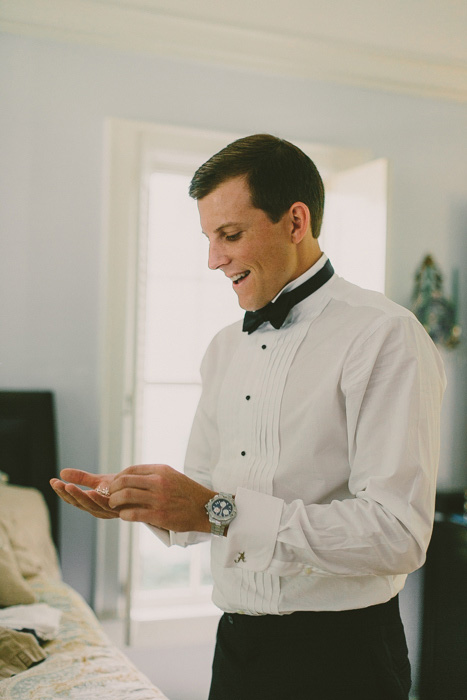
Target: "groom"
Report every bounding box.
[52,133,445,700]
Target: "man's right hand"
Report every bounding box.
[50,469,118,519]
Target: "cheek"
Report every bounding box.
[260,244,291,275]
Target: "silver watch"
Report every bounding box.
[205,492,237,537]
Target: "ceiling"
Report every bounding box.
[1,0,466,102]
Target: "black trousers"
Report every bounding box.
[209,595,411,700]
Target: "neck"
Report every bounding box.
[289,238,322,283]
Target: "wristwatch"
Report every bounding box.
[205,492,237,537]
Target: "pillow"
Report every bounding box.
[0,522,37,607]
[0,485,61,581]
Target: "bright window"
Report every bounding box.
[131,171,242,616]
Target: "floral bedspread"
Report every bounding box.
[0,578,168,699]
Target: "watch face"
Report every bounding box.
[211,497,234,521]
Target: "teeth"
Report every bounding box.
[231,271,249,282]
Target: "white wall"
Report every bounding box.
[1,32,466,697]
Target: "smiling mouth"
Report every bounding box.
[231,271,250,285]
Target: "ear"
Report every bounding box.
[289,202,310,244]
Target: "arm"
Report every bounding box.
[221,316,446,577]
[51,464,216,535]
[50,343,222,537]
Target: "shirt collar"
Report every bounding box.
[271,253,329,303]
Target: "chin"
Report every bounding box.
[236,288,266,312]
[237,297,257,312]
[235,294,251,311]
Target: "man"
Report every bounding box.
[52,134,445,700]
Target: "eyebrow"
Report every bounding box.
[201,222,243,236]
[215,222,242,233]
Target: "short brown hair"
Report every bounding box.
[189,134,325,238]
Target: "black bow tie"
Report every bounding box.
[242,259,334,334]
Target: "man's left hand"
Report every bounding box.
[108,464,215,533]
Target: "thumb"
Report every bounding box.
[60,469,101,489]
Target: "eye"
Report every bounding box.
[226,232,242,241]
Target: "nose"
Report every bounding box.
[208,240,230,270]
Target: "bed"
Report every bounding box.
[0,390,168,699]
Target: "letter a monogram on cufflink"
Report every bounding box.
[234,552,246,563]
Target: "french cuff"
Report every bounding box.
[220,487,284,571]
[145,524,209,547]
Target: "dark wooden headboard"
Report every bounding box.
[0,391,60,550]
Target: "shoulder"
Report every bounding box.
[322,275,421,341]
[326,277,446,390]
[328,275,414,323]
[323,275,444,369]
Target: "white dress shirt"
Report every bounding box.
[150,255,446,614]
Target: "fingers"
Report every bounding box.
[59,469,101,488]
[83,488,116,511]
[118,507,155,523]
[117,464,172,478]
[50,478,82,508]
[60,471,115,497]
[50,468,154,522]
[109,493,153,512]
[64,484,118,519]
[50,479,118,520]
[109,472,157,495]
[107,469,169,516]
[109,481,156,510]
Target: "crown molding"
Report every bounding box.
[1,0,466,102]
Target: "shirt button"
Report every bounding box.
[241,451,246,456]
[305,566,313,575]
[245,395,251,401]
[261,344,267,350]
